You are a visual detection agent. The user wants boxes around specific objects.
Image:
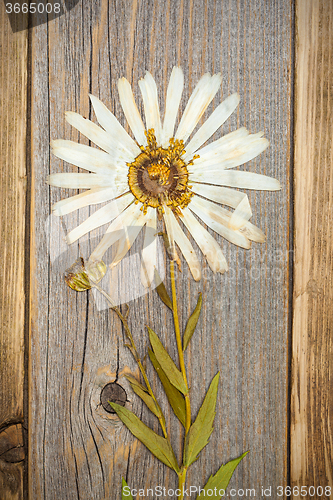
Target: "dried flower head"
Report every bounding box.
[48,67,281,286]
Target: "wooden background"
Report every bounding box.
[0,0,332,499]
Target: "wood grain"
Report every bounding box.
[0,3,28,499]
[292,0,333,493]
[29,1,292,498]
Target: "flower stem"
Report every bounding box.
[92,283,168,439]
[177,468,188,500]
[170,260,191,434]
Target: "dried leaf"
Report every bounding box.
[148,349,186,427]
[110,403,179,472]
[184,373,220,467]
[183,293,202,351]
[154,269,173,310]
[124,374,146,391]
[128,380,162,420]
[122,478,134,500]
[196,452,248,499]
[125,375,165,423]
[148,327,187,395]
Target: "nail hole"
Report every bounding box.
[100,382,127,414]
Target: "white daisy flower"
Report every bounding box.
[48,67,281,286]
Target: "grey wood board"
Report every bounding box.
[29,0,293,498]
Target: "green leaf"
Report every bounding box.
[126,377,162,420]
[184,372,220,466]
[122,478,134,500]
[196,452,248,499]
[110,403,179,472]
[183,293,202,351]
[148,349,186,427]
[148,327,187,395]
[124,374,146,391]
[154,269,173,310]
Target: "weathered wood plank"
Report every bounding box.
[292,0,333,492]
[29,1,292,498]
[0,3,28,499]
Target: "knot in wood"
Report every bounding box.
[100,382,127,414]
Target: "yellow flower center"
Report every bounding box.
[147,163,170,185]
[127,129,198,214]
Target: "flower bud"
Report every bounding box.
[86,260,107,284]
[64,258,107,292]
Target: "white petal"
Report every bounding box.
[89,94,140,157]
[183,93,240,159]
[192,127,250,158]
[110,211,147,268]
[228,195,252,230]
[51,139,126,174]
[52,187,122,216]
[66,193,133,244]
[191,193,264,242]
[161,67,184,146]
[190,170,281,190]
[239,221,266,243]
[162,205,177,260]
[141,208,157,288]
[192,194,265,243]
[180,208,228,273]
[168,210,201,281]
[118,77,147,146]
[65,112,133,161]
[191,135,269,171]
[215,139,269,170]
[192,183,246,208]
[138,72,162,143]
[89,203,143,262]
[47,173,126,189]
[191,183,252,230]
[189,196,251,249]
[175,72,222,143]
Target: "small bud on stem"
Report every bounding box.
[64,257,107,292]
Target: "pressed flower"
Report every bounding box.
[48,67,281,285]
